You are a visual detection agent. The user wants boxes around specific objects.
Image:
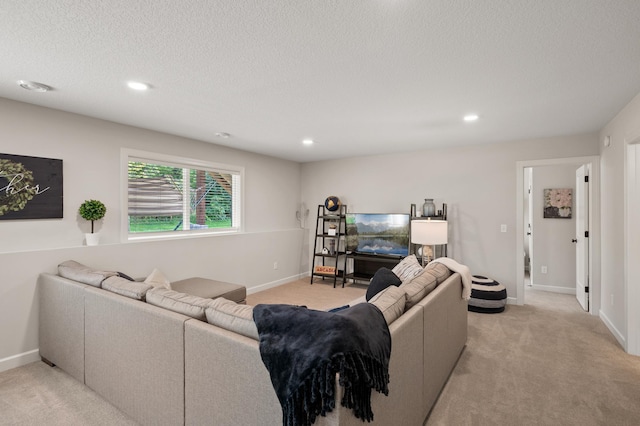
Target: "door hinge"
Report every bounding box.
[585,287,589,293]
[585,176,589,183]
[585,231,589,238]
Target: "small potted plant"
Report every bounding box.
[79,199,106,246]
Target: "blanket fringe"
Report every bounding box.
[282,352,389,426]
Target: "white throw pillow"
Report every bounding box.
[392,254,424,282]
[144,268,172,290]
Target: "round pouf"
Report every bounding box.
[468,275,507,313]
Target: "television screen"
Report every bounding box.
[346,213,410,257]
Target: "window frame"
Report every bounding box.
[121,148,244,242]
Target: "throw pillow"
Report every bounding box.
[366,267,402,301]
[400,269,438,309]
[144,268,172,290]
[391,254,424,282]
[205,297,259,340]
[424,261,452,284]
[368,286,406,325]
[58,260,117,287]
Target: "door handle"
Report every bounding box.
[572,239,578,243]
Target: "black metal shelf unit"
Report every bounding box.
[310,204,347,287]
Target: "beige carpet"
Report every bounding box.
[2,281,640,425]
[426,288,640,425]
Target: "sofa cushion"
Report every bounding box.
[205,298,259,340]
[102,276,153,301]
[58,260,117,287]
[144,268,172,290]
[424,261,452,284]
[391,255,424,282]
[368,286,406,325]
[146,288,211,320]
[366,267,402,301]
[400,269,438,309]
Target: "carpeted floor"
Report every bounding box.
[425,288,640,425]
[2,280,639,425]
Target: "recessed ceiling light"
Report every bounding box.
[464,114,479,122]
[215,132,231,138]
[127,81,150,91]
[17,80,52,92]
[302,138,314,146]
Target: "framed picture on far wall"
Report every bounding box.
[543,188,572,219]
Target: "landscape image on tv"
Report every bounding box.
[346,213,410,257]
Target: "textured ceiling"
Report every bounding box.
[1,1,640,162]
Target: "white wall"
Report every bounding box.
[530,165,577,292]
[599,91,640,350]
[0,98,305,371]
[301,134,599,301]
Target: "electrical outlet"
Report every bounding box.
[273,261,278,270]
[541,266,547,274]
[501,224,507,233]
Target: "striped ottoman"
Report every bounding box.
[468,275,507,313]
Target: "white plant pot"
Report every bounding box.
[85,233,100,246]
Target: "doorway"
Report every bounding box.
[516,156,600,313]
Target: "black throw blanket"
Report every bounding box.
[253,303,391,426]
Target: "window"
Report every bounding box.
[123,150,242,239]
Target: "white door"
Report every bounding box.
[575,165,589,311]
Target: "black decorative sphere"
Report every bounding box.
[324,196,341,212]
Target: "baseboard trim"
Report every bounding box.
[246,272,308,295]
[599,309,626,350]
[530,284,576,295]
[0,349,40,374]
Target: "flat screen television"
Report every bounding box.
[346,213,410,257]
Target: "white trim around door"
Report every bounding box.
[516,156,601,315]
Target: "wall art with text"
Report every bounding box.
[0,153,63,220]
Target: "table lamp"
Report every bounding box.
[410,219,448,265]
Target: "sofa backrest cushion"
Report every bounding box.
[391,254,424,282]
[205,298,259,340]
[400,269,438,309]
[368,286,406,325]
[146,288,212,321]
[102,276,153,301]
[424,261,452,284]
[58,260,117,287]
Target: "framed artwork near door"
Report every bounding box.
[543,188,572,219]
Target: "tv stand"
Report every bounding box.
[345,252,403,283]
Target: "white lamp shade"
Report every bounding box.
[411,220,448,245]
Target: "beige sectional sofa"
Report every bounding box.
[38,262,468,426]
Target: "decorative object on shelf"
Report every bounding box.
[324,196,341,212]
[0,153,63,220]
[543,188,572,219]
[328,223,337,236]
[313,265,336,275]
[79,199,106,246]
[411,219,448,265]
[422,198,436,217]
